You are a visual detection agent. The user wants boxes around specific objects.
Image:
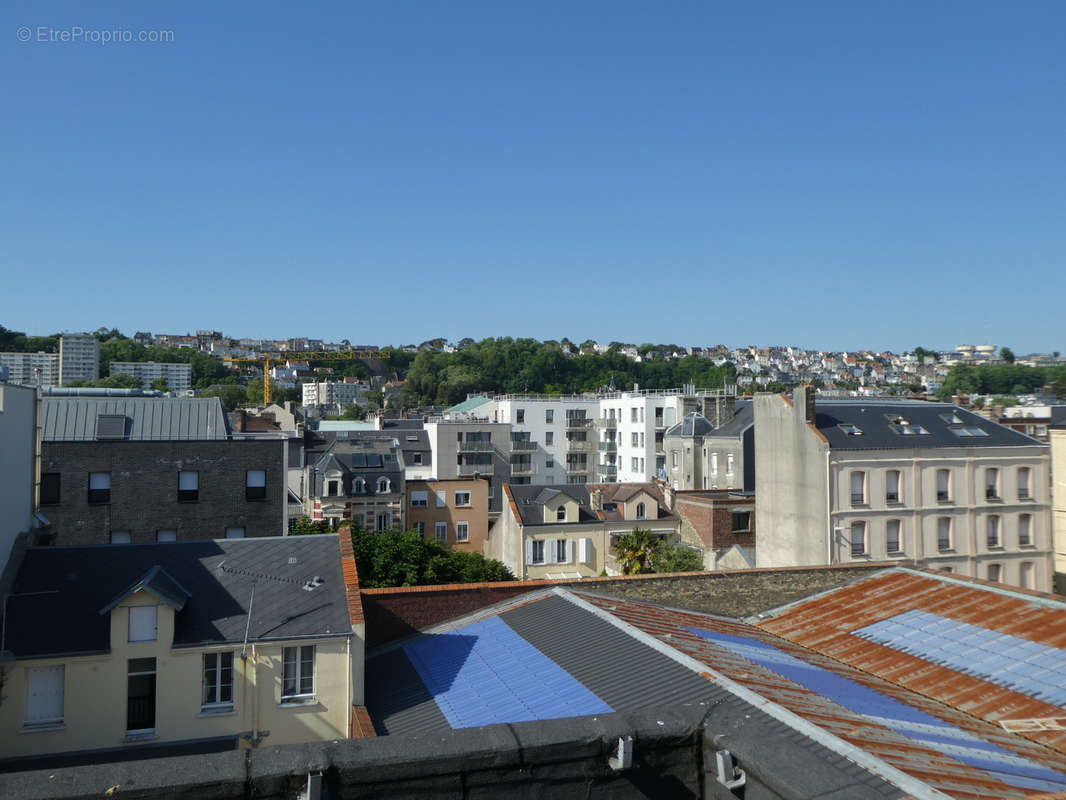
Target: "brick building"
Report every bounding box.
[39,396,287,545]
[405,477,490,552]
[671,489,756,570]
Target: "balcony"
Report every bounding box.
[565,418,593,430]
[510,439,537,452]
[599,464,617,477]
[597,417,618,429]
[566,439,595,453]
[459,462,494,476]
[654,418,665,430]
[598,440,617,452]
[565,462,589,474]
[458,440,494,453]
[510,462,536,476]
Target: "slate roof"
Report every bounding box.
[506,483,677,526]
[367,581,1066,798]
[3,536,352,658]
[812,400,1044,450]
[664,412,714,437]
[309,438,404,497]
[42,397,230,441]
[706,400,753,438]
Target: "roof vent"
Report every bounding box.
[302,575,325,591]
[96,414,128,440]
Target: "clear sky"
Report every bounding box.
[3,1,1064,354]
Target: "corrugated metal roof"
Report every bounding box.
[574,589,1066,799]
[755,568,1066,757]
[41,397,229,441]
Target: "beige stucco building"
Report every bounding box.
[755,389,1053,591]
[0,534,364,765]
[406,476,490,552]
[495,483,681,579]
[1053,426,1066,579]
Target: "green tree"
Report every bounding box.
[912,346,939,363]
[348,527,514,588]
[201,384,247,411]
[612,529,659,575]
[340,403,365,420]
[648,542,704,573]
[291,516,331,536]
[150,377,171,393]
[1000,346,1016,364]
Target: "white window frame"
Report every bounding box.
[281,645,315,702]
[985,468,999,500]
[202,652,234,710]
[436,490,446,507]
[129,605,158,643]
[377,477,390,494]
[530,539,545,564]
[454,491,471,506]
[987,515,1001,548]
[24,665,64,727]
[410,491,428,508]
[710,453,718,474]
[937,517,952,551]
[554,538,570,563]
[1017,467,1031,500]
[885,470,901,504]
[456,521,469,542]
[936,469,951,501]
[1018,513,1032,546]
[850,521,867,557]
[635,501,646,519]
[850,471,866,506]
[726,453,735,476]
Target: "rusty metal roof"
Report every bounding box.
[753,568,1066,758]
[572,587,1066,799]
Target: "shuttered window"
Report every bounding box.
[25,665,64,726]
[129,606,157,643]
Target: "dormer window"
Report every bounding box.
[556,506,566,522]
[377,477,390,494]
[353,478,366,494]
[636,501,646,519]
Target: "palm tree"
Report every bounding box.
[613,529,659,575]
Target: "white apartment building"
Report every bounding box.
[58,334,99,385]
[302,380,368,408]
[110,361,192,391]
[0,352,59,388]
[754,388,1053,591]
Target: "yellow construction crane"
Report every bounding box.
[223,350,382,404]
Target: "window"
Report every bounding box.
[1017,467,1031,500]
[632,457,639,471]
[178,471,199,502]
[936,469,951,502]
[455,491,471,506]
[545,432,554,446]
[88,472,111,504]
[555,539,568,563]
[282,645,315,701]
[129,606,157,642]
[376,513,390,532]
[987,564,1002,583]
[412,452,423,465]
[377,477,390,493]
[631,408,639,422]
[885,470,901,504]
[987,515,1001,548]
[850,471,866,505]
[1019,513,1032,546]
[639,432,645,447]
[556,506,566,521]
[40,473,60,505]
[413,521,425,535]
[726,453,735,475]
[435,521,447,542]
[436,490,446,507]
[710,453,718,474]
[886,519,902,554]
[202,652,233,709]
[226,527,245,539]
[246,470,266,501]
[985,468,999,500]
[545,409,554,423]
[671,450,679,469]
[546,457,554,469]
[24,665,64,727]
[850,521,867,557]
[456,521,469,542]
[631,432,640,447]
[516,409,525,424]
[127,658,156,731]
[1020,561,1034,589]
[731,511,751,532]
[530,539,545,564]
[111,531,131,544]
[156,529,177,542]
[636,501,646,519]
[411,490,428,507]
[327,479,340,497]
[937,517,952,551]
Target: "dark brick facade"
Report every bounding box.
[675,491,756,549]
[40,439,286,545]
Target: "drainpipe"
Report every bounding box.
[251,643,260,746]
[826,448,834,565]
[346,636,352,738]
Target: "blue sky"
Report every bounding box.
[3,2,1064,353]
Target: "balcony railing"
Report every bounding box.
[458,440,494,453]
[459,462,494,476]
[510,439,537,452]
[597,417,618,429]
[565,418,593,430]
[566,439,595,452]
[510,462,536,476]
[598,441,617,452]
[565,462,589,474]
[654,418,665,429]
[599,464,617,476]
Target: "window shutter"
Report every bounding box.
[25,665,64,723]
[565,539,573,564]
[129,606,157,642]
[525,539,534,565]
[579,538,593,564]
[545,540,557,564]
[436,491,446,507]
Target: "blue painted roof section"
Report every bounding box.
[689,627,1066,794]
[403,615,613,729]
[854,610,1066,709]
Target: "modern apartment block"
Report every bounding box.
[110,361,192,391]
[302,380,368,409]
[405,477,490,552]
[40,396,287,545]
[447,386,737,487]
[0,352,59,387]
[423,420,513,514]
[754,388,1053,591]
[58,334,99,385]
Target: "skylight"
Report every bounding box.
[949,426,989,437]
[889,424,929,435]
[838,424,863,436]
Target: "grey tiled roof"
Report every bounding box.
[706,401,753,438]
[4,536,351,658]
[664,412,714,437]
[813,400,1046,450]
[42,397,230,441]
[507,483,677,526]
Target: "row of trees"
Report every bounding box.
[401,338,737,407]
[935,363,1066,401]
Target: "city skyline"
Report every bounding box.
[4,2,1065,353]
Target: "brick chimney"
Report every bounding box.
[590,488,603,511]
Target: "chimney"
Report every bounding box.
[238,409,247,432]
[591,488,603,511]
[663,483,674,510]
[794,385,816,425]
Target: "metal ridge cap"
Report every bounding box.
[551,586,953,800]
